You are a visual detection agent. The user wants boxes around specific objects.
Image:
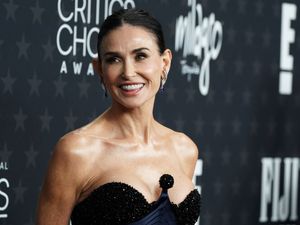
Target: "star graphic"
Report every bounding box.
[250,119,258,135]
[273,2,280,17]
[267,117,276,136]
[195,116,205,134]
[13,180,27,204]
[78,78,91,98]
[232,179,241,195]
[65,109,78,131]
[232,117,241,135]
[255,0,264,16]
[0,143,13,163]
[239,147,249,166]
[260,91,269,105]
[284,121,292,135]
[240,210,250,225]
[165,84,176,103]
[1,69,16,94]
[186,85,196,103]
[13,108,28,131]
[270,61,278,75]
[3,0,19,21]
[234,57,244,75]
[203,145,212,166]
[42,38,55,62]
[294,93,300,107]
[242,88,252,105]
[40,108,53,132]
[253,60,262,76]
[224,87,233,104]
[245,28,254,45]
[27,72,42,96]
[16,35,31,59]
[213,178,223,195]
[216,58,225,74]
[221,147,231,165]
[23,217,34,225]
[202,211,212,225]
[237,0,246,14]
[221,211,231,225]
[206,90,215,104]
[53,75,67,97]
[30,0,45,24]
[174,116,185,131]
[212,117,222,136]
[262,29,271,48]
[226,26,236,44]
[251,179,259,195]
[159,0,168,5]
[219,0,228,11]
[25,144,38,168]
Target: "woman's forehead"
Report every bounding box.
[100,24,158,53]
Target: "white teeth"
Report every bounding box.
[120,84,144,90]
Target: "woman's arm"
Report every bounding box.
[36,135,87,225]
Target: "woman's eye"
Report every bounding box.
[136,53,147,61]
[105,56,120,64]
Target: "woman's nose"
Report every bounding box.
[121,59,136,78]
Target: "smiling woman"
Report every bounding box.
[36,8,201,225]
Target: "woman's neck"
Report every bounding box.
[103,101,156,145]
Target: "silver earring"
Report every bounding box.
[160,70,168,92]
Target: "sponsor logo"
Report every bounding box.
[0,162,9,219]
[259,157,299,223]
[279,3,297,95]
[175,0,223,96]
[193,159,203,225]
[56,0,136,76]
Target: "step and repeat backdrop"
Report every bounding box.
[0,0,299,224]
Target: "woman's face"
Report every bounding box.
[97,24,172,109]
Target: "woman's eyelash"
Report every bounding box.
[105,56,120,63]
[136,53,148,60]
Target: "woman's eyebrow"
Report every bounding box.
[132,47,150,53]
[103,47,150,57]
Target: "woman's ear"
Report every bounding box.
[92,58,103,80]
[162,49,172,74]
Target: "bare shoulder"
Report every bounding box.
[171,131,198,160]
[161,127,199,178]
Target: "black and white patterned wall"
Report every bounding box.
[0,0,299,224]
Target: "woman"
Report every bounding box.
[36,8,201,225]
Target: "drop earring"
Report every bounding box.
[160,70,168,92]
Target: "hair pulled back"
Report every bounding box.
[97,8,166,58]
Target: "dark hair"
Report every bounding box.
[97,8,166,58]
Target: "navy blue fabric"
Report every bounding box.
[129,190,177,225]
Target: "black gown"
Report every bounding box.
[71,174,201,225]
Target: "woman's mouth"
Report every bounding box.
[119,83,145,91]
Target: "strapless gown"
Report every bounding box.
[71,174,201,225]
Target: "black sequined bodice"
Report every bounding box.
[71,174,201,225]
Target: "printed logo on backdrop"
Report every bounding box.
[279,3,297,95]
[56,0,136,77]
[175,0,223,96]
[193,159,203,225]
[0,161,9,219]
[259,157,299,224]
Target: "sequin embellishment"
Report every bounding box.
[71,174,201,225]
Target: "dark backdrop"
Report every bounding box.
[0,0,299,225]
